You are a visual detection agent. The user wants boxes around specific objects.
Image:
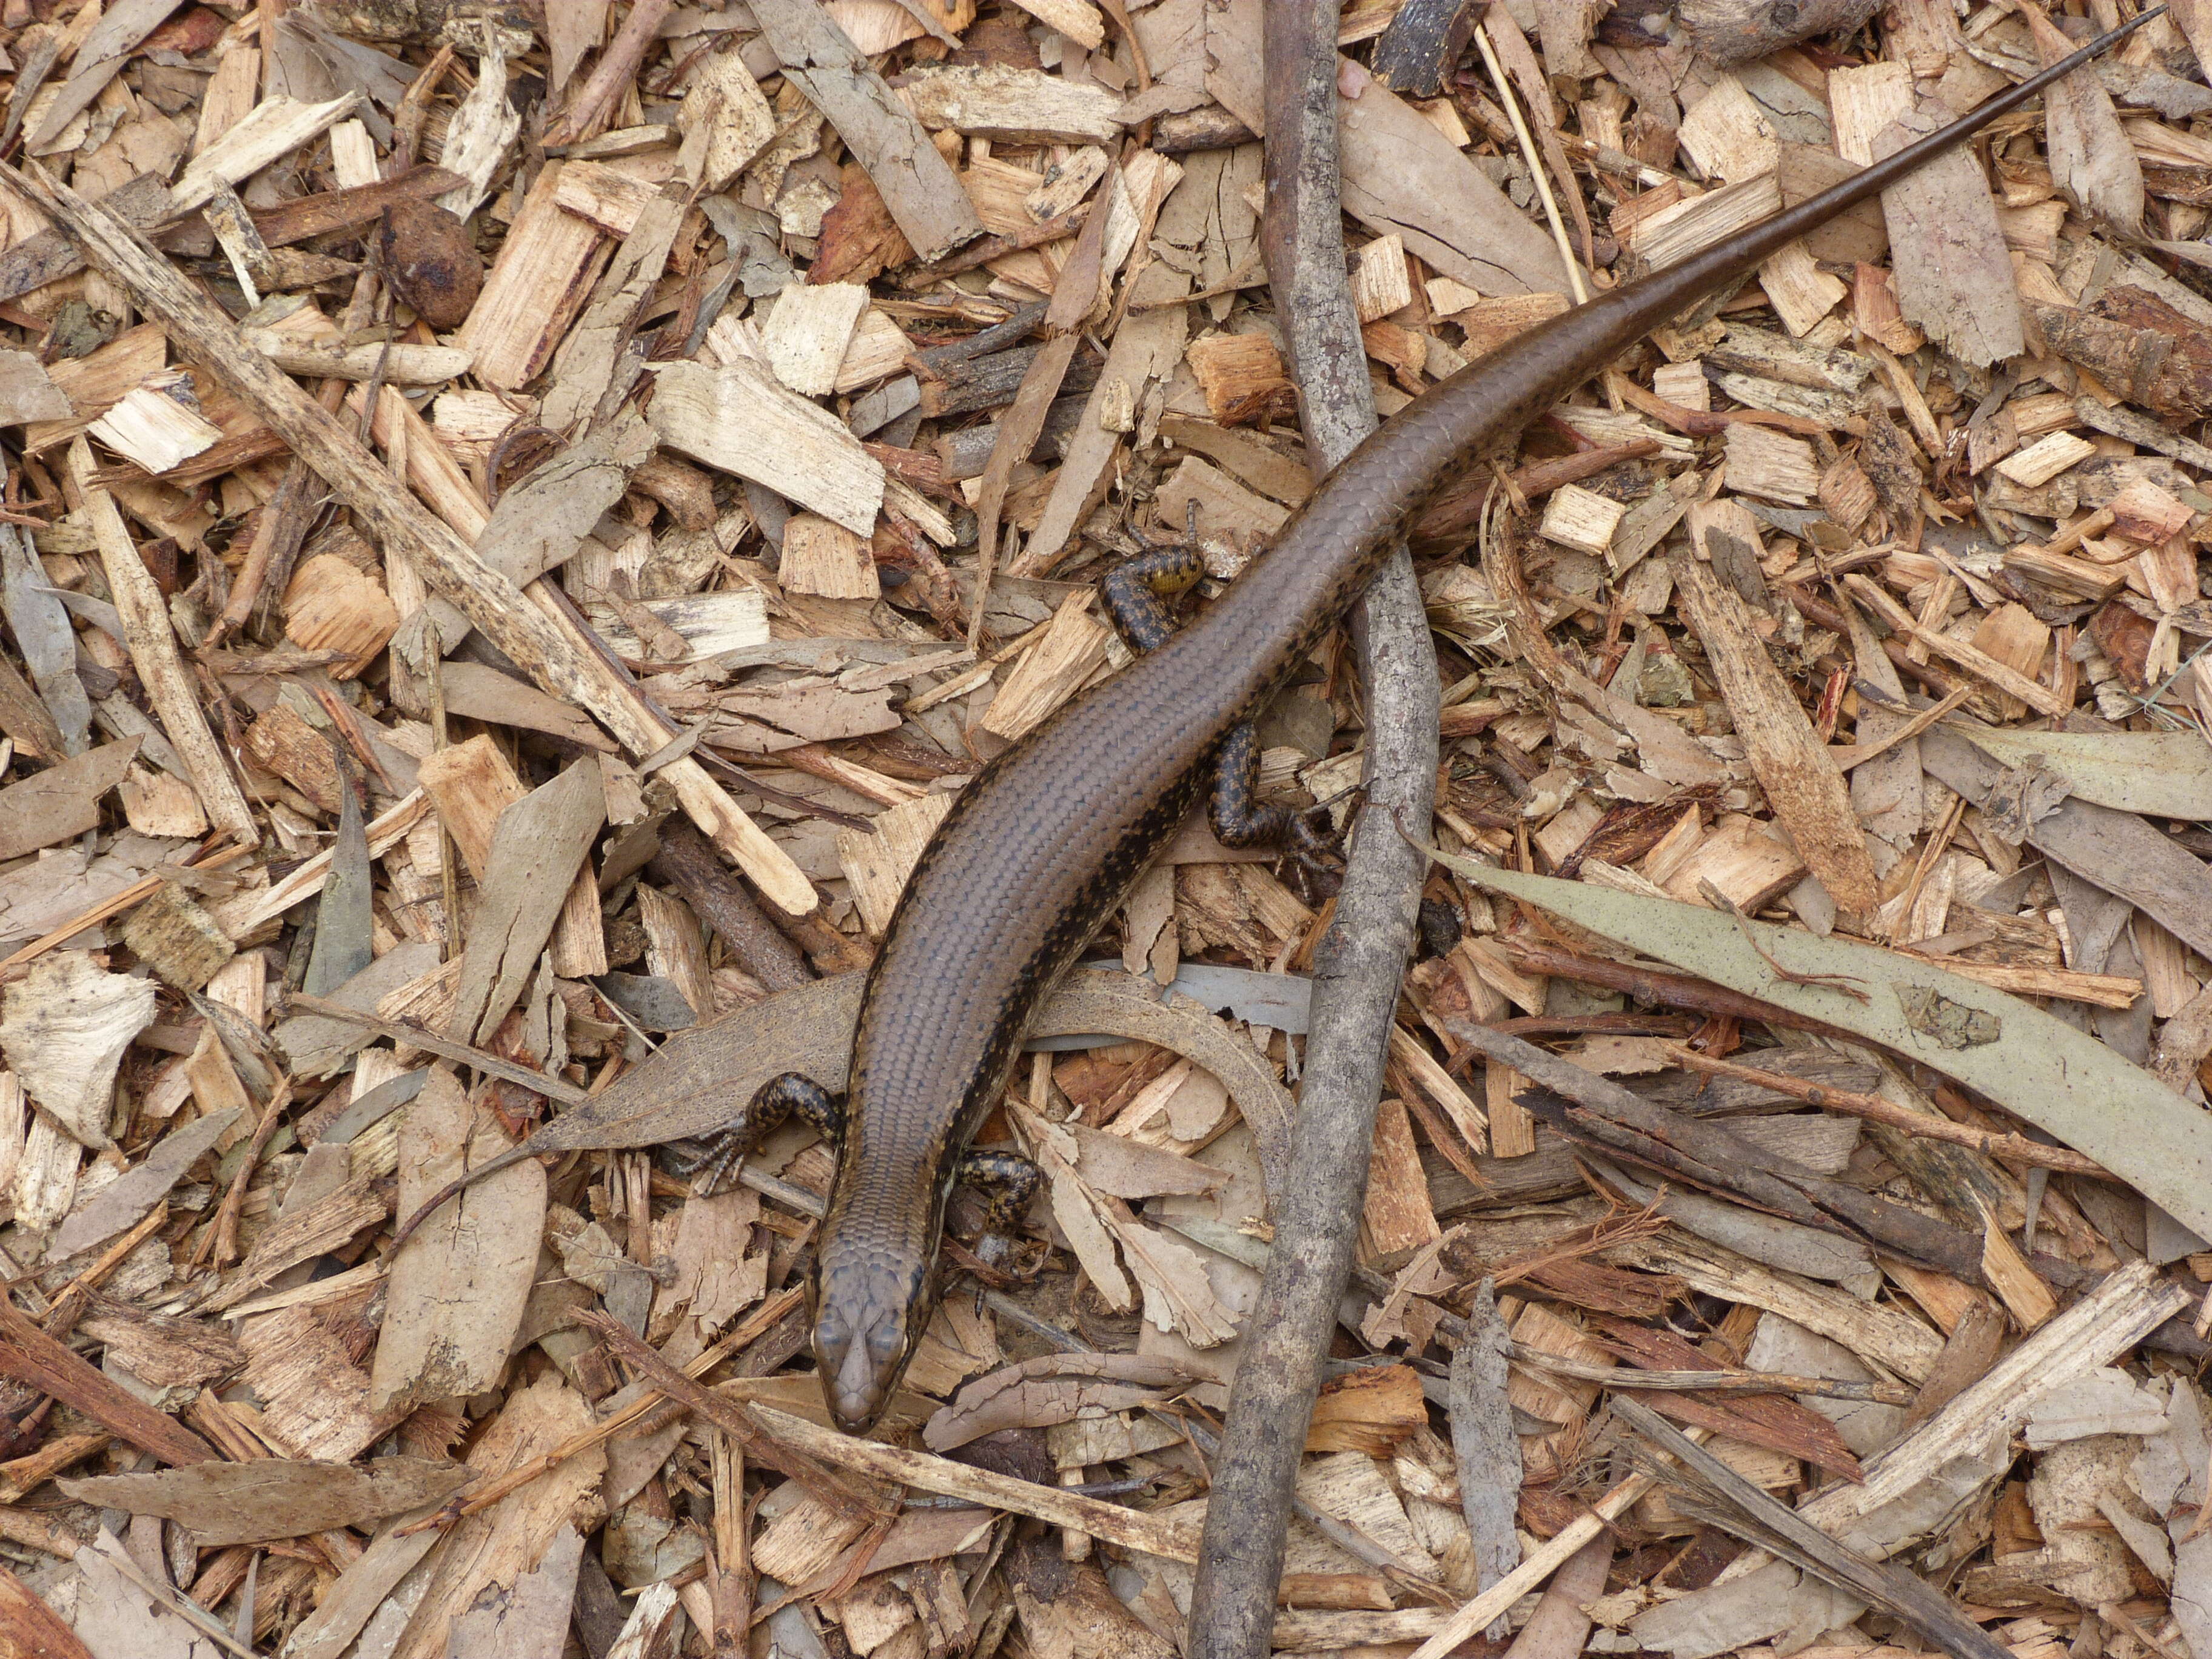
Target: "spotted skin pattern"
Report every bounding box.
[673,1071,842,1195]
[1102,546,1345,885]
[802,22,2146,1435]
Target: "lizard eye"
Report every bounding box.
[866,1317,905,1364]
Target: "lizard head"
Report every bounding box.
[810,1247,931,1434]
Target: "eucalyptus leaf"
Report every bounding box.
[1427,854,2212,1241]
[1952,723,2212,820]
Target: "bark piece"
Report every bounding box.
[1448,1282,1522,1638]
[648,357,884,535]
[1871,97,2025,366]
[455,159,611,390]
[0,526,89,759]
[1681,0,1877,63]
[780,512,880,600]
[0,348,71,424]
[446,1524,586,1658]
[117,879,234,992]
[0,740,138,862]
[2032,291,2212,420]
[281,553,399,678]
[747,0,985,262]
[370,1068,546,1414]
[2020,2,2143,235]
[59,1457,468,1546]
[0,951,155,1149]
[382,1376,605,1659]
[1672,557,1877,914]
[903,64,1124,143]
[443,757,605,1045]
[72,440,257,844]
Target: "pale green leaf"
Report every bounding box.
[1952,724,2212,820]
[1430,854,2212,1241]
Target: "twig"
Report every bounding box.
[649,820,817,993]
[1406,1466,1661,1659]
[1612,1396,2014,1659]
[281,994,590,1105]
[1472,22,1587,304]
[1664,1046,2116,1176]
[198,1079,292,1272]
[397,1287,806,1535]
[543,0,677,149]
[1507,1342,1918,1406]
[1697,877,1871,1002]
[0,1299,216,1467]
[1184,5,1438,1655]
[968,159,1113,649]
[746,1403,1204,1561]
[1828,682,1974,771]
[898,203,1091,284]
[575,1309,891,1524]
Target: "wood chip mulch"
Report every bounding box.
[0,1,2209,1657]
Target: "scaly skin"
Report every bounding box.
[375,19,2156,1433]
[811,16,2154,1433]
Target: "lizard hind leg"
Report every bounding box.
[670,1072,843,1197]
[1101,542,1206,654]
[1103,507,1346,897]
[951,1147,1042,1272]
[1211,721,1353,903]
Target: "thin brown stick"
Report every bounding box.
[1507,1342,1917,1405]
[899,203,1091,284]
[543,0,677,148]
[281,994,589,1105]
[1827,683,1974,772]
[575,1309,892,1523]
[41,1201,172,1340]
[648,820,816,993]
[1665,1047,2114,1176]
[1478,940,1859,1046]
[397,1286,806,1535]
[199,1079,291,1272]
[1185,4,1437,1654]
[0,1299,216,1467]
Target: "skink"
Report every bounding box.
[808,16,2154,1432]
[390,16,2149,1434]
